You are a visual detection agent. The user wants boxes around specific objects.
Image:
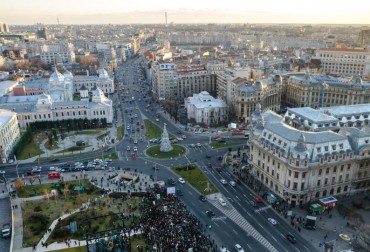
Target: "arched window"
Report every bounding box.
[323,190,327,197]
[315,192,320,198]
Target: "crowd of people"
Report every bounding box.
[139,186,214,251]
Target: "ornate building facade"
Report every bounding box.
[248,104,370,207]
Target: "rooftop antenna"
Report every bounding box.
[165,12,167,27]
[57,16,60,25]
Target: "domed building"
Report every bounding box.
[0,67,113,128]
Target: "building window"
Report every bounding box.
[294,172,299,178]
[317,180,321,186]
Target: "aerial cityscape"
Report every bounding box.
[0,1,370,252]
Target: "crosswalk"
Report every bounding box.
[210,200,278,252]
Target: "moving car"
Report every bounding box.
[229,180,236,187]
[178,177,185,184]
[0,170,5,174]
[220,179,227,185]
[181,134,187,139]
[206,210,215,218]
[133,147,138,152]
[268,218,277,225]
[254,195,262,203]
[199,195,207,202]
[249,200,257,207]
[286,233,297,244]
[196,143,202,147]
[167,178,176,185]
[127,146,131,151]
[234,244,244,252]
[218,198,227,207]
[176,189,184,196]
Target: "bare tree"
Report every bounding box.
[77,55,98,67]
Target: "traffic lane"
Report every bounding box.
[208,167,315,252]
[173,177,269,252]
[201,164,294,252]
[0,198,11,252]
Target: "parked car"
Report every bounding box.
[220,179,227,185]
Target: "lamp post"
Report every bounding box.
[15,156,19,178]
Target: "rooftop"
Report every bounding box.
[287,107,338,123]
[320,104,370,117]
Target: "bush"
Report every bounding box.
[352,199,363,209]
[108,192,148,199]
[34,206,42,212]
[51,228,70,239]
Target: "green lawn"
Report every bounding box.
[44,142,59,151]
[17,141,44,160]
[75,130,100,135]
[17,180,90,198]
[47,197,143,244]
[144,119,174,139]
[117,125,124,140]
[146,145,186,159]
[172,164,218,195]
[22,181,101,247]
[97,131,110,140]
[210,141,244,149]
[48,246,87,252]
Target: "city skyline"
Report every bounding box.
[2,0,370,25]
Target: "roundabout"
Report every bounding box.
[145,144,186,159]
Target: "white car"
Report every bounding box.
[268,218,277,225]
[178,177,186,184]
[234,244,244,252]
[0,170,5,174]
[219,198,227,207]
[229,180,236,187]
[220,179,227,185]
[133,146,138,152]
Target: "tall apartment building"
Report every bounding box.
[0,22,9,33]
[248,104,370,207]
[315,45,370,77]
[283,72,370,108]
[97,44,117,70]
[0,109,20,164]
[39,42,75,64]
[177,65,212,100]
[359,30,370,48]
[151,62,177,101]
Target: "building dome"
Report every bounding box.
[273,74,283,85]
[254,81,263,91]
[98,68,109,79]
[63,70,73,79]
[50,67,65,83]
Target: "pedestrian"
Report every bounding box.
[324,234,327,239]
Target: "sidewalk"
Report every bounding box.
[225,150,356,252]
[11,169,153,252]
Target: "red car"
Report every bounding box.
[254,195,262,203]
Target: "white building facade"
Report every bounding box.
[0,109,20,163]
[315,46,370,77]
[185,91,227,126]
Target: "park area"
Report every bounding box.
[172,164,218,195]
[20,180,102,247]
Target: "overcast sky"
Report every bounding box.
[2,0,370,25]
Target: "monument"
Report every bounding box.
[160,123,173,152]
